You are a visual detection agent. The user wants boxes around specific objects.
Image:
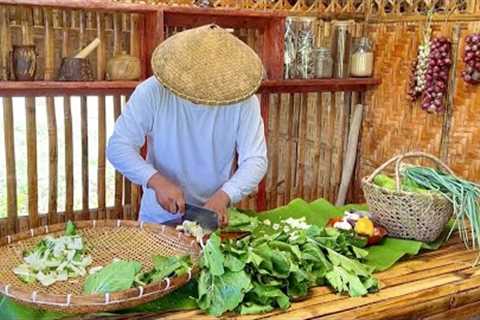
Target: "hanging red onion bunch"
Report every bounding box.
[461,33,480,84]
[420,37,452,113]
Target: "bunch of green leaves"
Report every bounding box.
[402,165,480,263]
[197,225,378,316]
[135,255,192,286]
[13,221,93,287]
[83,255,192,294]
[222,209,259,233]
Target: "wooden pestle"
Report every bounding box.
[74,37,100,59]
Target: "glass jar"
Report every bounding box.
[350,37,374,77]
[294,17,316,79]
[332,21,352,79]
[314,47,333,78]
[284,17,297,79]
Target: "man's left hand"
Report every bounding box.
[204,190,230,227]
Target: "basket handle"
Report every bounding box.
[366,151,455,192]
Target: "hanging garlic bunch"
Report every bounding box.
[408,7,434,101]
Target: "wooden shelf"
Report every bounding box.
[0,81,139,97]
[0,78,380,97]
[258,78,381,93]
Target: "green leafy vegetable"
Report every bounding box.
[136,255,192,286]
[197,222,378,316]
[223,209,259,232]
[83,260,142,294]
[13,221,92,287]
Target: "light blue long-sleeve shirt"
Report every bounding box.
[106,77,268,223]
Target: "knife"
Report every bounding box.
[182,203,219,232]
[162,203,219,231]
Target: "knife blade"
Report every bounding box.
[183,203,219,231]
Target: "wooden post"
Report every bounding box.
[336,104,363,206]
[79,11,89,218]
[439,25,461,163]
[97,12,106,220]
[1,6,18,234]
[63,10,74,222]
[45,9,58,224]
[144,10,165,77]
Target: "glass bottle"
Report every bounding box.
[295,17,316,79]
[284,17,297,79]
[332,21,352,79]
[314,47,333,78]
[350,37,374,77]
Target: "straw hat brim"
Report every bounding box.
[151,24,264,106]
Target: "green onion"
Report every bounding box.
[402,166,480,265]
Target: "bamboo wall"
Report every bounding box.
[352,19,480,202]
[0,6,144,235]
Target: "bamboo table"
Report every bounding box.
[154,233,480,320]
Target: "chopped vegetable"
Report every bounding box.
[223,209,258,232]
[176,220,205,243]
[13,221,92,287]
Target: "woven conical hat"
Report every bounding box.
[151,24,264,106]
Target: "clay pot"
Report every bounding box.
[58,57,94,81]
[106,51,141,81]
[11,45,37,81]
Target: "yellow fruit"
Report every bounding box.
[355,217,374,237]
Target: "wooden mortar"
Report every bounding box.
[57,38,100,81]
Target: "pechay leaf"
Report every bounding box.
[201,233,225,276]
[223,209,259,232]
[206,270,252,316]
[64,220,77,236]
[238,302,274,315]
[224,254,246,272]
[83,260,142,294]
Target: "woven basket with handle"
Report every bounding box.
[0,220,200,313]
[362,152,454,242]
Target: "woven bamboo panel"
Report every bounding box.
[353,20,480,202]
[446,21,480,181]
[112,0,478,17]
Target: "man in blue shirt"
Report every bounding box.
[107,24,268,226]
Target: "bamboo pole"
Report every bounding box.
[312,92,323,200]
[130,13,141,219]
[113,95,123,219]
[63,10,74,222]
[439,24,461,163]
[296,93,309,199]
[79,11,89,216]
[21,7,39,228]
[44,9,58,224]
[97,12,106,220]
[336,104,363,206]
[1,6,18,234]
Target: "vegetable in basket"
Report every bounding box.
[13,221,93,287]
[401,165,480,263]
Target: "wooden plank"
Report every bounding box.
[96,12,106,220]
[1,5,17,234]
[0,79,379,96]
[62,9,74,222]
[113,95,123,219]
[262,18,285,79]
[296,93,309,199]
[0,0,160,13]
[144,10,164,77]
[258,78,381,93]
[44,9,58,224]
[0,81,138,96]
[25,98,39,228]
[284,93,295,202]
[268,94,281,209]
[256,93,270,211]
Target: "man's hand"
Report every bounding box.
[204,190,230,227]
[147,172,185,214]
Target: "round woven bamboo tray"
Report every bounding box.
[362,152,454,242]
[0,220,200,313]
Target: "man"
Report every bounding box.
[107,24,268,226]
